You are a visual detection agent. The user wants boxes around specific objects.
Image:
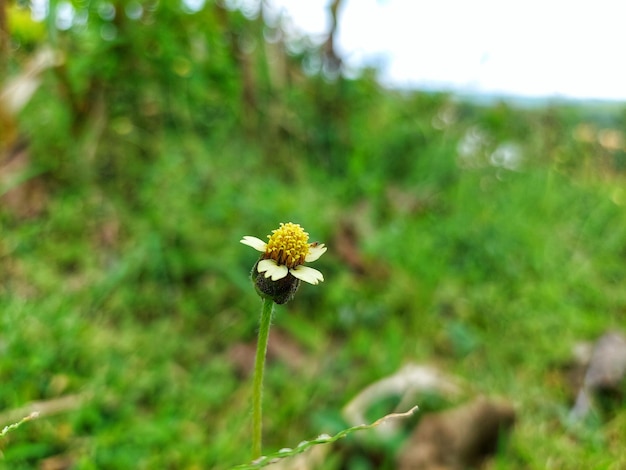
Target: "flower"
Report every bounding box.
[241,222,327,284]
[241,222,327,303]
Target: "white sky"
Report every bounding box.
[267,0,626,101]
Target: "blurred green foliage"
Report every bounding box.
[2,0,626,468]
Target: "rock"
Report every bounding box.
[397,396,515,470]
[570,330,626,420]
[343,364,462,438]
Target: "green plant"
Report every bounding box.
[240,223,327,459]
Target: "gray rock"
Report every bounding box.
[570,331,626,420]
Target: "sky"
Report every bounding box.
[265,0,626,101]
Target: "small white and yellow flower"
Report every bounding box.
[241,222,327,285]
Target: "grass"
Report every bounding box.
[2,96,626,469]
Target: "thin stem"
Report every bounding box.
[251,297,274,459]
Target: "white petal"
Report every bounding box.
[258,259,289,281]
[257,258,277,274]
[290,265,324,285]
[240,236,267,252]
[305,244,327,262]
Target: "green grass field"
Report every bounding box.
[3,7,626,463]
[2,90,626,469]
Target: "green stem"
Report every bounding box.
[251,297,274,459]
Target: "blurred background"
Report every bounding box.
[1,0,626,468]
[271,0,626,100]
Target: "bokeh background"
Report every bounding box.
[1,1,626,468]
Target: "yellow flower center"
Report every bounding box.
[265,222,310,268]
